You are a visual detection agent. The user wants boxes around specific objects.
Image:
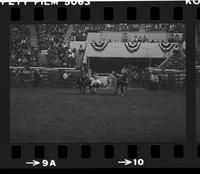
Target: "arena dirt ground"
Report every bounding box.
[10,87,186,143]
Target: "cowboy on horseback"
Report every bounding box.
[77,71,91,94]
[115,67,129,96]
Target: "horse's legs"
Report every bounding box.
[80,86,82,93]
[121,84,124,95]
[125,83,128,93]
[92,87,94,94]
[93,87,96,94]
[115,83,119,95]
[83,85,86,94]
[89,85,92,94]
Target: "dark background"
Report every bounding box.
[0,1,198,168]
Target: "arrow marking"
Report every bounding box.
[118,159,132,166]
[25,160,40,166]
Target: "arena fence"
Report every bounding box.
[9,66,196,89]
[9,66,80,88]
[152,68,186,88]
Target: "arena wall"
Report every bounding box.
[89,57,163,73]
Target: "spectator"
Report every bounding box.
[133,36,138,42]
[151,40,155,43]
[10,25,39,67]
[78,45,85,55]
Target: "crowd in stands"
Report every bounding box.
[10,25,40,67]
[144,24,184,33]
[71,24,140,41]
[38,24,67,50]
[10,23,185,68]
[123,33,184,43]
[70,24,184,41]
[38,24,75,67]
[168,33,184,43]
[47,47,76,67]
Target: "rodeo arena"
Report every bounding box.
[10,24,189,143]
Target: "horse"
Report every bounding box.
[77,73,92,94]
[90,76,105,94]
[115,72,129,96]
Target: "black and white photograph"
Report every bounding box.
[10,23,186,143]
[195,24,200,142]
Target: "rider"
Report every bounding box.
[150,71,159,90]
[121,66,126,73]
[109,71,116,89]
[123,68,129,93]
[115,67,129,96]
[79,72,88,94]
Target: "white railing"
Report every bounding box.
[157,49,175,68]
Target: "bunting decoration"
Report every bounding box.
[91,40,108,51]
[158,42,178,52]
[124,42,141,53]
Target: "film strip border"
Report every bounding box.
[8,144,200,168]
[0,2,199,22]
[9,6,185,21]
[0,1,199,168]
[11,144,200,159]
[6,4,200,22]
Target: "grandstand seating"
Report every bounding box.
[64,24,74,47]
[27,25,39,49]
[74,53,84,68]
[10,24,185,68]
[157,50,185,69]
[87,32,184,43]
[10,25,40,67]
[70,24,184,41]
[37,24,77,67]
[40,50,48,66]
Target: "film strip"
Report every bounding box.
[0,0,199,168]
